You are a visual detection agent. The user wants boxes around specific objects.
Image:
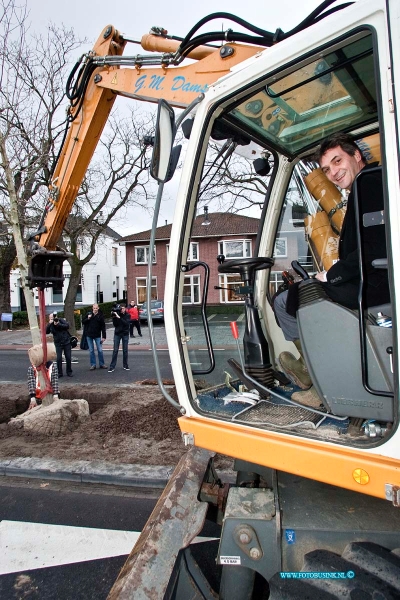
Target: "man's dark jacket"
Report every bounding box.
[45,318,71,347]
[112,312,130,335]
[287,164,390,315]
[83,311,106,339]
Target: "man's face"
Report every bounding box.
[320,146,364,190]
[121,307,126,313]
[92,305,99,313]
[130,302,135,307]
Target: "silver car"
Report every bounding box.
[139,300,164,322]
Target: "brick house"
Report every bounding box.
[120,211,306,306]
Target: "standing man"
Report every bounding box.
[108,304,131,372]
[46,312,73,377]
[274,133,389,406]
[127,300,142,338]
[82,304,107,370]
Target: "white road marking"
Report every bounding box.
[206,314,216,321]
[236,314,245,322]
[197,348,225,351]
[0,521,217,575]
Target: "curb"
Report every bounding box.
[0,457,174,489]
[0,345,169,351]
[0,457,236,488]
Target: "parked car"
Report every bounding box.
[139,300,164,322]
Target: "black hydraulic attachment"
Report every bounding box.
[28,244,72,289]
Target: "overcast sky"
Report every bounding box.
[28,0,354,235]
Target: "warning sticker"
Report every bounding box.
[219,556,241,565]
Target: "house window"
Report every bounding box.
[52,285,63,303]
[218,239,251,259]
[187,242,199,262]
[76,281,83,302]
[96,275,103,303]
[269,271,284,296]
[116,276,120,301]
[219,274,244,303]
[112,247,118,266]
[166,242,198,262]
[136,277,157,304]
[182,275,201,304]
[273,237,287,258]
[135,245,156,264]
[54,275,82,303]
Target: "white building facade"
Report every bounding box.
[10,228,126,312]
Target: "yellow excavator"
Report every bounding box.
[29,0,400,597]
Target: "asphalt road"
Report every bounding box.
[0,348,173,384]
[0,348,234,386]
[0,478,221,599]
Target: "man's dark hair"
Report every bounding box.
[315,133,367,165]
[120,304,126,308]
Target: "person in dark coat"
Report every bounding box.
[46,313,73,377]
[82,303,107,370]
[108,304,131,372]
[274,133,390,406]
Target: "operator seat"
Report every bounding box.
[297,279,393,421]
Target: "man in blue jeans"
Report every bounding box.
[82,304,107,370]
[108,304,131,372]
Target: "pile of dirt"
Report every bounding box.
[0,384,234,471]
[96,398,182,442]
[0,385,186,466]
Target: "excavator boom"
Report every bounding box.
[29,26,262,262]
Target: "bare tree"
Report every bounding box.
[61,107,155,332]
[0,0,84,341]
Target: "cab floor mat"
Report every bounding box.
[232,399,327,429]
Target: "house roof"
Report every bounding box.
[119,212,260,243]
[65,215,122,240]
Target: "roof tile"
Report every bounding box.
[120,212,259,243]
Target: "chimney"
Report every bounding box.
[201,206,211,226]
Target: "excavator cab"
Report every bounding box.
[160,15,399,480]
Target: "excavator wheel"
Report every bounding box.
[269,541,400,599]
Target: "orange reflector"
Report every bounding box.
[230,321,239,339]
[353,468,370,485]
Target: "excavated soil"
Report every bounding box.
[0,383,233,470]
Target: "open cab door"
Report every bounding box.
[164,0,400,501]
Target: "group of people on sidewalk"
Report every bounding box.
[82,301,143,373]
[45,300,145,376]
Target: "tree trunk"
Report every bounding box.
[63,259,83,335]
[38,370,54,407]
[0,133,40,345]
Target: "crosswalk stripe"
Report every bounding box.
[0,521,217,575]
